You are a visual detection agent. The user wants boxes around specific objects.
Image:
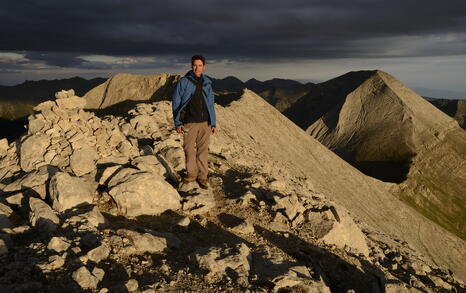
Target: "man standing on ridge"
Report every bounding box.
[172,55,216,189]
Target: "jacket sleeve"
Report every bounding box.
[209,85,216,127]
[172,78,185,127]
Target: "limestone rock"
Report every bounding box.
[307,204,369,256]
[125,279,139,292]
[273,193,306,221]
[180,182,216,215]
[29,197,60,233]
[72,266,100,289]
[70,146,98,176]
[87,244,110,263]
[131,155,165,177]
[108,168,181,217]
[55,96,86,109]
[47,237,71,253]
[116,229,179,254]
[49,172,95,212]
[194,243,251,284]
[20,134,50,172]
[55,89,75,99]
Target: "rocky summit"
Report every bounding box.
[0,84,464,292]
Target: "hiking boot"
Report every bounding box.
[197,177,209,189]
[183,175,197,183]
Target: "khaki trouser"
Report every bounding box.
[182,121,211,180]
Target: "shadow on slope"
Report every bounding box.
[0,116,28,141]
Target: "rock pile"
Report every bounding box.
[0,88,463,292]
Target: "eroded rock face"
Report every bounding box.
[107,168,181,217]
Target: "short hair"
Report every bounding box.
[191,55,205,66]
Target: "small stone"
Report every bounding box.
[47,237,71,253]
[87,245,110,263]
[125,279,139,292]
[92,267,105,281]
[48,255,65,270]
[175,216,190,228]
[231,219,255,234]
[72,266,99,289]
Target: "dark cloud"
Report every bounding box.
[1,0,466,68]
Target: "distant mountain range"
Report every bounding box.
[211,76,315,112]
[1,74,465,139]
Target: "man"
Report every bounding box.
[172,55,216,189]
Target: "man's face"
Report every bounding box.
[192,59,205,77]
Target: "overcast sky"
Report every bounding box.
[1,0,466,96]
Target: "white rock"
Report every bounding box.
[108,168,181,217]
[47,237,71,253]
[117,229,178,254]
[55,89,75,99]
[72,266,100,289]
[87,244,110,263]
[49,172,95,212]
[20,134,50,172]
[56,96,86,109]
[125,279,139,292]
[70,146,98,176]
[194,243,251,284]
[29,197,60,233]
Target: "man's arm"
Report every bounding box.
[172,78,185,128]
[208,85,216,129]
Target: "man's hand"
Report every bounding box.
[211,127,216,135]
[176,126,183,134]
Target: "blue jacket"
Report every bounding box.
[172,70,216,127]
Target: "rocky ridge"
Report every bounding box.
[0,88,464,292]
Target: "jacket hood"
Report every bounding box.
[185,70,212,85]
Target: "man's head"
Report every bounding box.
[191,55,205,77]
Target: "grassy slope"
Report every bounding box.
[392,127,466,240]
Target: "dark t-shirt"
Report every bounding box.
[183,76,209,124]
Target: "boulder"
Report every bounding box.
[55,89,75,99]
[49,172,95,212]
[87,244,110,263]
[55,96,86,109]
[131,155,166,177]
[194,243,251,284]
[72,266,101,290]
[307,203,369,256]
[47,236,71,253]
[108,168,181,217]
[116,229,180,254]
[70,146,98,176]
[20,134,50,172]
[29,197,60,233]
